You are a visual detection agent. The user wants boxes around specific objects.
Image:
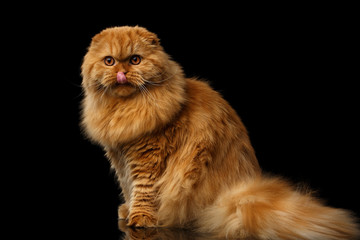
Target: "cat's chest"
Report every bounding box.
[105,116,183,184]
[83,98,159,146]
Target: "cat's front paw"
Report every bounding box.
[127,212,157,228]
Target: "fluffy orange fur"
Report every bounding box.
[81,26,359,239]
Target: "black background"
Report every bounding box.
[7,4,359,239]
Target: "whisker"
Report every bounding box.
[132,79,166,108]
[67,80,83,88]
[146,69,180,85]
[131,68,179,87]
[72,90,85,100]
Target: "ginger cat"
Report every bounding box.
[81,26,359,239]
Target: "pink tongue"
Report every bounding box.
[116,72,127,84]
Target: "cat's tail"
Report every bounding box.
[197,176,359,240]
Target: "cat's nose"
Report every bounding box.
[116,72,127,84]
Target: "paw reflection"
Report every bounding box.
[118,220,223,240]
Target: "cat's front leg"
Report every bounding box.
[127,185,158,227]
[123,139,165,227]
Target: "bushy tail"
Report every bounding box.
[197,177,359,240]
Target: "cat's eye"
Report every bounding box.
[129,55,141,65]
[104,56,115,66]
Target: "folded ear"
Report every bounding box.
[135,26,160,46]
[91,32,102,44]
[89,30,107,48]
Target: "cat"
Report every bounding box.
[81,26,359,239]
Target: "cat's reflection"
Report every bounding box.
[118,220,227,240]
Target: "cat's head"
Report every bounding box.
[81,26,174,98]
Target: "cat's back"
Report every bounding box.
[183,78,245,134]
[182,78,247,148]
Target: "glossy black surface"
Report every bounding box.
[117,220,226,240]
